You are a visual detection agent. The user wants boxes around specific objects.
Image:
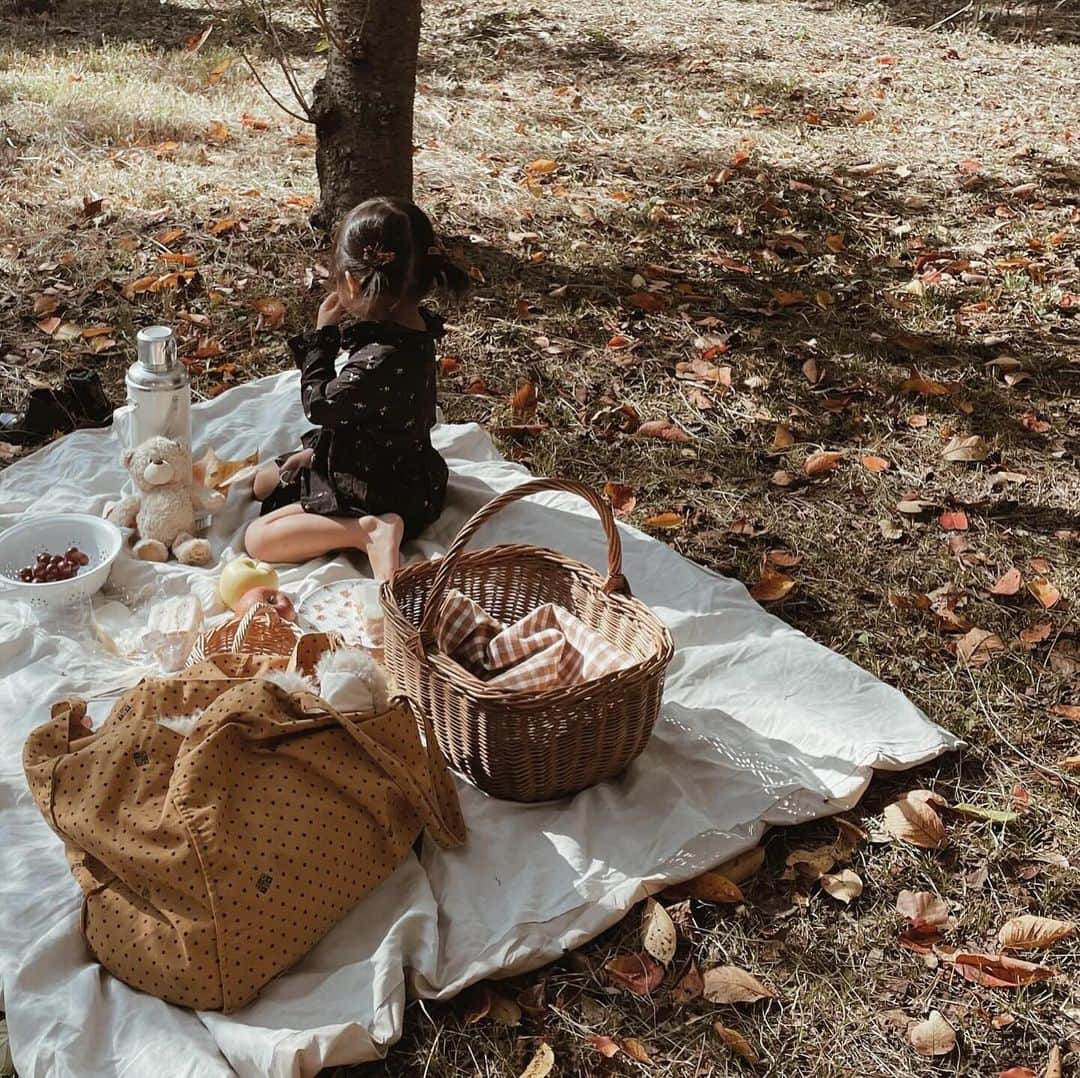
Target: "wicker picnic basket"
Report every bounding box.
[186,602,302,666]
[381,478,675,802]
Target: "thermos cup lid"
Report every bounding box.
[136,325,176,372]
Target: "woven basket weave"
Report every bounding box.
[381,478,674,802]
[187,603,302,666]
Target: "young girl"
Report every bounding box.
[245,197,467,580]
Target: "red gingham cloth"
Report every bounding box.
[436,589,634,692]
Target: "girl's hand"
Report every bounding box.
[316,291,347,329]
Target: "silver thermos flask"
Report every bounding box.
[124,326,209,528]
[125,325,192,453]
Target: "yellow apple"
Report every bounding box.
[218,557,279,610]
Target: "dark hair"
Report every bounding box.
[330,196,468,303]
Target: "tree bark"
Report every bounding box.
[311,0,420,231]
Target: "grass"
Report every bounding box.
[1,0,1078,1075]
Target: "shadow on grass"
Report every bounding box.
[0,0,322,55]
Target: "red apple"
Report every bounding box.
[234,586,296,622]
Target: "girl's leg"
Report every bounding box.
[244,505,405,580]
[252,449,314,501]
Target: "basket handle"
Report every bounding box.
[417,478,628,649]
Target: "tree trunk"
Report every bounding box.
[311,0,420,231]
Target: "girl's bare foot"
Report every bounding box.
[361,514,405,581]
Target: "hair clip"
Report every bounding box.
[359,245,396,268]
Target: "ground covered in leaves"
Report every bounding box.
[1,0,1078,1074]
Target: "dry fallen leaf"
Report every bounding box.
[642,898,677,966]
[900,369,950,396]
[1018,622,1052,650]
[1047,1045,1063,1078]
[512,381,537,420]
[820,869,863,904]
[804,450,842,477]
[998,1069,1037,1078]
[772,424,795,450]
[942,434,989,462]
[883,792,947,849]
[671,961,704,1004]
[939,510,969,531]
[909,1011,956,1057]
[997,915,1076,951]
[714,1023,761,1064]
[488,993,522,1026]
[518,1043,555,1078]
[991,568,1023,596]
[956,627,1006,667]
[677,869,746,904]
[206,119,230,143]
[715,846,765,885]
[622,1038,653,1064]
[644,512,684,531]
[702,965,776,1004]
[786,845,836,882]
[586,1034,620,1058]
[603,482,636,516]
[253,297,285,329]
[525,158,559,175]
[1027,577,1061,609]
[1051,704,1080,722]
[604,952,664,996]
[943,950,1060,988]
[861,454,891,472]
[750,567,795,602]
[636,419,692,443]
[897,891,953,934]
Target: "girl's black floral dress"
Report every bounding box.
[261,309,448,540]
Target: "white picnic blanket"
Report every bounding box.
[0,369,960,1077]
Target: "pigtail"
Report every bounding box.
[425,248,470,295]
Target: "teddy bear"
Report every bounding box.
[107,436,224,565]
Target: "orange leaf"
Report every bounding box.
[714,1024,760,1064]
[253,297,286,329]
[943,950,1060,988]
[1027,577,1060,609]
[607,334,633,350]
[997,915,1076,951]
[825,233,845,253]
[242,112,271,131]
[772,424,795,450]
[209,218,240,236]
[750,567,795,602]
[160,252,197,267]
[636,420,691,443]
[585,1035,620,1058]
[939,510,969,531]
[603,952,664,996]
[125,274,159,296]
[682,871,745,904]
[861,454,890,472]
[511,381,537,419]
[644,512,683,531]
[900,369,950,396]
[990,568,1022,596]
[288,132,317,147]
[1051,704,1080,722]
[525,158,559,175]
[773,289,807,307]
[804,451,842,477]
[80,324,113,339]
[853,110,877,124]
[156,228,185,246]
[206,119,230,143]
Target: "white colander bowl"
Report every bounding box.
[0,513,123,610]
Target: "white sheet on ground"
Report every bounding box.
[0,369,960,1077]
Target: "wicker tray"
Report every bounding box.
[381,478,674,802]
